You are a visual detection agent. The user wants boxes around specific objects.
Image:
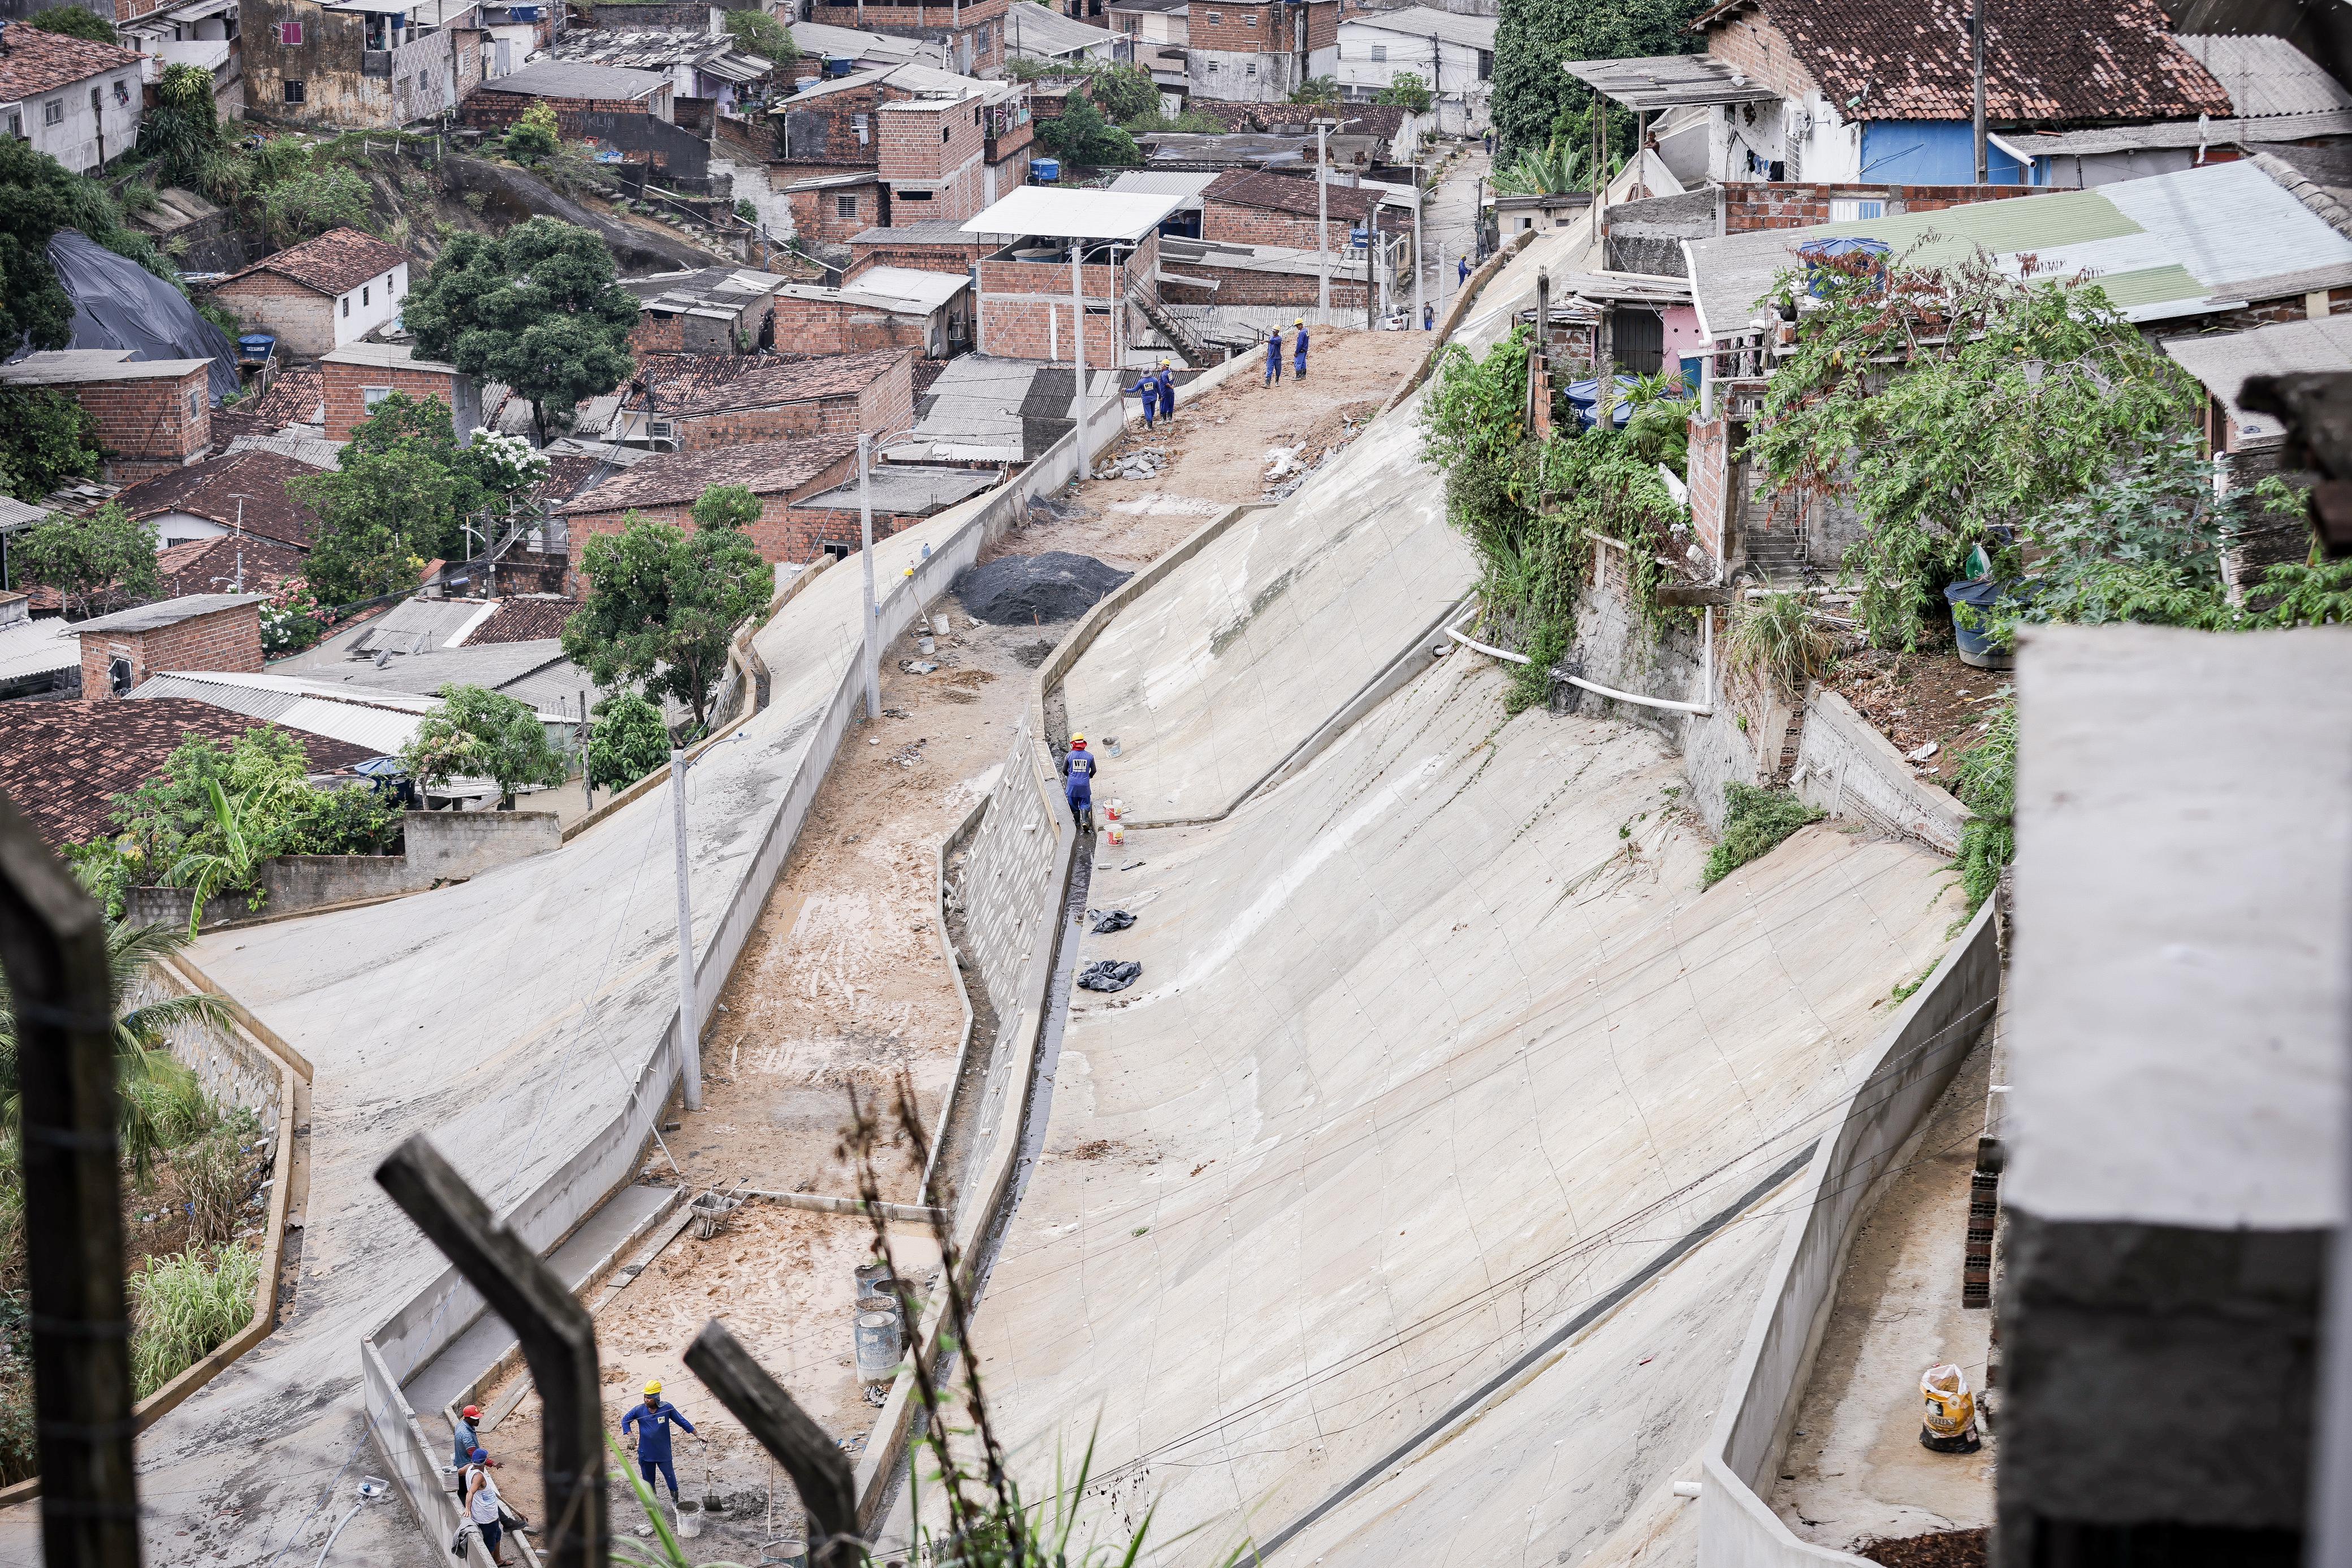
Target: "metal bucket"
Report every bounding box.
[854,1308,903,1385]
[759,1538,809,1567]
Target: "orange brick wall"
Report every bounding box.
[790,182,886,246]
[767,294,946,355]
[629,288,772,356]
[565,447,863,570]
[879,99,988,222]
[1191,0,1282,50]
[67,367,211,479]
[976,233,1156,361]
[1202,198,1377,252]
[1161,265,1366,308]
[320,362,464,441]
[1687,414,1730,564]
[206,274,339,357]
[772,500,932,562]
[1722,182,2042,232]
[671,354,915,449]
[79,602,263,696]
[1302,0,1338,51]
[804,0,1008,71]
[1701,10,1818,102]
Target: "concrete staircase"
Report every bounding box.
[1744,528,1809,582]
[1132,288,1214,368]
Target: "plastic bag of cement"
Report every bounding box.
[1088,909,1135,934]
[1077,959,1141,992]
[1919,1363,1979,1452]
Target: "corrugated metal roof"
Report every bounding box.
[2174,34,2352,119]
[965,187,1186,241]
[1006,3,1118,58]
[0,618,76,684]
[1341,6,1497,49]
[72,592,264,635]
[2009,109,2352,157]
[129,673,429,754]
[2163,313,2352,445]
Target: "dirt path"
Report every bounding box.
[469,325,1430,1554]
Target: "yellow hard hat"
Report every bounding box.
[643,1381,662,1397]
[1295,317,1304,325]
[1071,731,1086,743]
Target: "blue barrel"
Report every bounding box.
[1032,157,1061,183]
[1944,578,2011,669]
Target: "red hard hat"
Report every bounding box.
[462,1406,481,1420]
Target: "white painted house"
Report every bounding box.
[204,227,412,357]
[0,23,145,173]
[1328,6,1493,137]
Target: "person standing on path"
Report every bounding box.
[1458,253,1471,288]
[1061,733,1097,829]
[464,1449,513,1567]
[1292,317,1309,382]
[1264,326,1285,386]
[451,1406,485,1501]
[621,1381,699,1506]
[1424,302,1436,331]
[1125,366,1160,430]
[1155,359,1177,427]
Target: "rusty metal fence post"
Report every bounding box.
[0,794,141,1568]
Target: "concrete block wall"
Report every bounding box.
[1792,688,1971,855]
[68,366,210,472]
[123,960,284,1145]
[952,718,1063,1025]
[80,601,264,695]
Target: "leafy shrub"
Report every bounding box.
[261,166,374,247]
[588,691,671,790]
[1701,783,1823,887]
[723,6,797,60]
[129,1243,261,1398]
[1727,591,1832,697]
[504,101,561,165]
[24,5,115,42]
[1377,71,1433,112]
[1950,701,2015,911]
[402,684,568,805]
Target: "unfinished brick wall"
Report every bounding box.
[879,97,987,222]
[767,293,946,354]
[772,88,885,170]
[78,601,263,696]
[205,275,338,357]
[1722,181,2042,232]
[976,233,1157,361]
[672,361,914,449]
[848,237,985,277]
[2180,285,2352,336]
[1302,0,1337,50]
[1191,0,1282,50]
[1701,9,1819,102]
[1687,414,1730,565]
[320,363,464,441]
[64,365,211,482]
[1202,197,1384,253]
[461,89,659,137]
[1160,267,1367,308]
[629,288,774,356]
[790,182,886,246]
[566,450,864,570]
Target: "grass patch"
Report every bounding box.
[129,1242,261,1398]
[1702,783,1824,887]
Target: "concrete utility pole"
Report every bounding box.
[672,747,702,1112]
[859,431,880,724]
[229,493,252,592]
[1412,168,1425,328]
[1971,0,1987,183]
[1069,236,1089,470]
[1317,119,1330,325]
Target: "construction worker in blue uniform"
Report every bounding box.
[1458,253,1471,288]
[1292,317,1309,382]
[1155,359,1177,426]
[1264,325,1284,386]
[1126,366,1160,430]
[620,1380,699,1505]
[1061,733,1097,829]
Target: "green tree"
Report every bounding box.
[287,444,462,604]
[404,218,641,443]
[1036,98,1140,167]
[1490,0,1702,157]
[1376,71,1434,113]
[503,101,561,165]
[139,63,224,189]
[723,7,799,62]
[1085,63,1160,123]
[16,503,156,621]
[1291,75,1340,105]
[561,509,770,731]
[690,483,764,532]
[260,165,373,246]
[0,386,98,503]
[402,684,567,807]
[586,690,672,790]
[24,5,115,42]
[1489,132,1590,194]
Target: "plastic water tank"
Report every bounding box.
[1032,157,1062,183]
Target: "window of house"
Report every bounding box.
[5,112,20,137]
[279,19,302,43]
[1477,47,1492,78]
[1245,61,1257,76]
[941,125,950,141]
[1369,42,1385,60]
[283,80,306,102]
[1828,198,1885,220]
[342,294,351,317]
[89,87,100,117]
[853,112,868,142]
[114,78,131,104]
[362,386,394,409]
[822,540,853,560]
[187,390,201,419]
[1204,8,1219,21]
[1205,58,1218,71]
[42,99,62,126]
[836,193,859,217]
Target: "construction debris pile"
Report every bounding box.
[954,552,1132,625]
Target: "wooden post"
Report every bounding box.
[684,1323,863,1568]
[0,795,139,1568]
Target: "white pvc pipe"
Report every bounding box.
[1445,601,1716,715]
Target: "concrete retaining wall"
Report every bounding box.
[124,960,285,1140]
[1792,690,1971,855]
[1697,897,2001,1566]
[362,419,1092,1565]
[955,721,1067,1025]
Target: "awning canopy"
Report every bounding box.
[1560,53,1782,111]
[962,187,1185,242]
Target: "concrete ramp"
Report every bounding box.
[1062,232,1580,824]
[973,652,1963,1564]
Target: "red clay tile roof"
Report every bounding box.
[0,701,373,847]
[1183,101,1412,140]
[913,357,949,396]
[114,451,323,550]
[636,349,909,417]
[463,596,580,643]
[217,227,409,299]
[1695,0,2233,124]
[1206,170,1387,225]
[210,368,328,441]
[560,435,861,513]
[0,24,139,99]
[156,533,309,597]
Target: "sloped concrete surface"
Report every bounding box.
[0,513,979,1566]
[972,652,1964,1565]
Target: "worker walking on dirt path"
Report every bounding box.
[1126,367,1160,430]
[1264,326,1284,386]
[621,1381,699,1506]
[1155,359,1177,426]
[1061,733,1097,830]
[1292,318,1310,382]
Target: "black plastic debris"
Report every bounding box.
[1088,909,1135,934]
[1077,959,1142,993]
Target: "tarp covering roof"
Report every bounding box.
[37,231,238,402]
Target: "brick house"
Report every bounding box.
[558,436,863,569]
[72,593,265,699]
[460,58,719,180]
[781,463,998,561]
[0,25,144,174]
[847,219,991,279]
[767,268,972,357]
[1183,0,1339,103]
[787,171,889,248]
[970,190,1179,362]
[1201,170,1405,254]
[615,349,916,451]
[1157,235,1373,308]
[877,93,989,222]
[624,266,792,355]
[771,66,1032,240]
[0,698,370,847]
[318,342,485,442]
[115,449,325,556]
[0,351,213,484]
[801,0,1006,78]
[241,0,483,131]
[204,227,412,358]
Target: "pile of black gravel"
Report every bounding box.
[954,552,1131,625]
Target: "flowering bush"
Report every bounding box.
[471,429,551,496]
[257,575,324,656]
